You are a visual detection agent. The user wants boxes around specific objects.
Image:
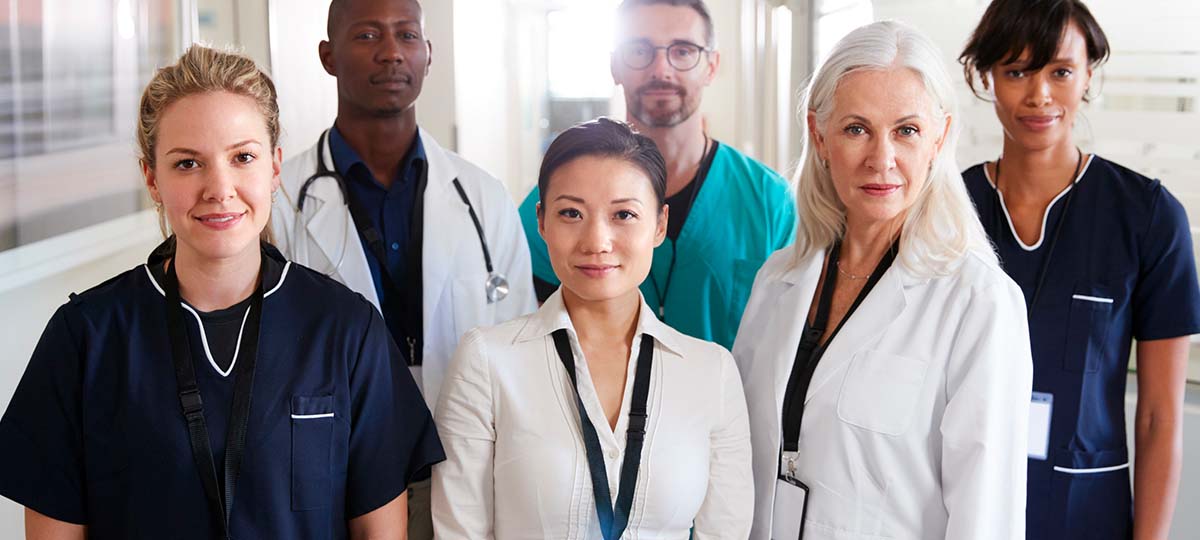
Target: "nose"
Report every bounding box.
[865,136,897,174]
[579,217,613,255]
[1023,71,1052,107]
[202,163,238,203]
[376,33,404,64]
[648,47,674,81]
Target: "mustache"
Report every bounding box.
[636,81,685,95]
[369,69,413,84]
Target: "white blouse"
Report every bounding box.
[431,291,753,539]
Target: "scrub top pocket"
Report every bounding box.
[291,394,335,511]
[837,350,929,436]
[1063,288,1114,373]
[1049,447,1132,539]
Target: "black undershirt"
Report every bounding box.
[531,140,722,302]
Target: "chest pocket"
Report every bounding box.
[291,394,335,511]
[1063,286,1115,373]
[837,350,929,436]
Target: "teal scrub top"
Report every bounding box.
[518,141,796,350]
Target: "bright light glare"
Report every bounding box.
[117,0,135,40]
[816,0,874,64]
[547,4,618,99]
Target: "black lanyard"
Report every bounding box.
[649,137,716,320]
[991,149,1083,317]
[164,251,265,539]
[318,131,427,365]
[552,329,654,540]
[780,240,895,453]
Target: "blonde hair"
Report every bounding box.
[793,20,995,276]
[138,44,281,242]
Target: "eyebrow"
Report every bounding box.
[164,139,262,156]
[552,195,647,206]
[839,114,922,125]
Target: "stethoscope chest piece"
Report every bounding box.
[485,272,509,304]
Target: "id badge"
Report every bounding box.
[772,475,809,540]
[1028,392,1053,460]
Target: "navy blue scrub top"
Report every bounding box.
[328,126,425,350]
[964,155,1200,539]
[0,241,445,539]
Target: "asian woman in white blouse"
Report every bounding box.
[431,118,753,539]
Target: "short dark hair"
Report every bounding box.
[327,0,422,40]
[959,0,1110,100]
[617,0,716,48]
[537,118,667,212]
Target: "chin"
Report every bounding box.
[178,230,260,262]
[561,279,638,304]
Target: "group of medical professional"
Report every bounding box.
[0,0,1195,538]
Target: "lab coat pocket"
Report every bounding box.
[1063,287,1114,373]
[836,350,929,436]
[291,394,334,511]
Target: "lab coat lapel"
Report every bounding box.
[803,264,907,404]
[300,133,377,305]
[419,129,468,336]
[769,251,826,417]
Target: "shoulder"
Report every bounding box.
[271,261,379,324]
[662,326,735,369]
[427,136,509,198]
[932,251,1023,310]
[456,313,538,358]
[756,246,800,283]
[713,143,792,196]
[66,265,159,316]
[1085,155,1163,203]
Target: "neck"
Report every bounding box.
[840,215,901,273]
[173,241,261,312]
[333,107,419,189]
[560,287,641,350]
[628,113,707,197]
[996,139,1081,201]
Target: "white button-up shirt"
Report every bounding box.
[431,291,753,539]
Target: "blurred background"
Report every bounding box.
[0,0,1197,536]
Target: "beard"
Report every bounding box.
[628,81,698,128]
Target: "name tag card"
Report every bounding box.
[772,475,809,540]
[1028,392,1053,460]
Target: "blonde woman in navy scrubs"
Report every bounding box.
[960,1,1200,538]
[0,46,442,538]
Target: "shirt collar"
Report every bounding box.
[327,125,427,188]
[514,288,686,356]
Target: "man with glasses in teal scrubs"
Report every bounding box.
[518,0,796,350]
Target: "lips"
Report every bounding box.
[638,82,683,99]
[860,184,901,197]
[195,211,246,230]
[1017,114,1061,132]
[575,264,619,279]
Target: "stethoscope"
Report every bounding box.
[293,130,509,303]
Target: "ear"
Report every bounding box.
[536,202,546,237]
[703,49,720,86]
[271,146,284,192]
[425,39,433,75]
[143,160,162,204]
[610,52,622,87]
[935,113,952,155]
[654,204,669,247]
[806,110,828,163]
[319,40,336,77]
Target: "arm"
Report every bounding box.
[25,508,85,540]
[940,281,1032,540]
[348,491,408,540]
[1132,336,1188,540]
[693,352,754,539]
[430,330,497,540]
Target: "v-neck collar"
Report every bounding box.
[983,154,1095,251]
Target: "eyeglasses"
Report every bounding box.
[618,41,712,71]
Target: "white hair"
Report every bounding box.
[792,20,995,276]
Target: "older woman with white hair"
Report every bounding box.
[733,21,1032,540]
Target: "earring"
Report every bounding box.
[154,201,163,213]
[821,158,830,170]
[271,189,278,204]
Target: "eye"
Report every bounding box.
[234,152,256,164]
[843,124,867,136]
[671,45,698,59]
[402,31,420,40]
[355,31,379,40]
[897,125,920,137]
[557,208,582,220]
[174,159,198,170]
[1004,69,1026,79]
[614,210,638,221]
[1053,68,1073,78]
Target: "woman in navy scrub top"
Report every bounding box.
[959,1,1200,538]
[0,45,443,539]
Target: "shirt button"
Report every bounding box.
[607,450,618,460]
[390,242,400,251]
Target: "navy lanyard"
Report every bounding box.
[164,249,265,539]
[649,137,716,320]
[991,148,1083,317]
[780,240,895,453]
[552,329,654,540]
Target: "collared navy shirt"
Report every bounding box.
[328,127,425,350]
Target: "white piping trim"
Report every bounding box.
[1072,294,1114,304]
[1053,462,1129,475]
[144,265,165,295]
[181,302,250,378]
[984,154,1095,251]
[265,261,291,298]
[291,412,335,420]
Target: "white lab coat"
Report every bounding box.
[733,247,1032,540]
[271,128,537,411]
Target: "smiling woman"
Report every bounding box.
[0,45,444,539]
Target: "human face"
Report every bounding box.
[320,0,431,118]
[612,5,717,128]
[144,91,281,263]
[988,22,1092,153]
[809,68,950,232]
[538,156,667,305]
